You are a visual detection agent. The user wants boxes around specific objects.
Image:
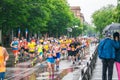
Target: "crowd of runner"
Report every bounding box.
[10,36,98,74]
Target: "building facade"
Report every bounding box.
[70,6,85,22]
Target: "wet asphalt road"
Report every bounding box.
[5,45,100,80]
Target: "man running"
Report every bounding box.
[36,42,43,62]
[10,37,19,63]
[28,40,36,60]
[69,39,77,65]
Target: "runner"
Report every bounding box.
[19,37,25,58]
[81,38,87,58]
[10,37,19,63]
[28,40,36,60]
[66,38,72,61]
[43,39,49,58]
[69,39,77,65]
[60,39,67,59]
[53,41,61,71]
[36,42,43,62]
[46,45,55,76]
[74,38,81,65]
[23,39,29,61]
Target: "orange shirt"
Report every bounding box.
[24,41,28,49]
[0,47,6,72]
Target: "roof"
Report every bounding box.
[70,6,81,10]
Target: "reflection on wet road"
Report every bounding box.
[6,45,97,80]
[36,67,74,80]
[6,60,82,80]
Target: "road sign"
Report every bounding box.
[66,28,72,32]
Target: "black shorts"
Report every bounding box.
[29,51,35,54]
[24,49,28,52]
[21,47,25,50]
[70,51,77,56]
[68,50,72,56]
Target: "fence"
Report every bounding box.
[81,46,98,80]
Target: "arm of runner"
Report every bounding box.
[10,42,13,47]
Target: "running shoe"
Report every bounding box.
[56,66,59,71]
[73,61,75,64]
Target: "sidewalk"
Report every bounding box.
[91,56,118,80]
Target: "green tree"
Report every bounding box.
[0,0,81,38]
[46,0,77,37]
[0,0,30,35]
[113,1,120,23]
[70,17,82,37]
[92,5,115,36]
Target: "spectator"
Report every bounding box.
[113,32,120,80]
[98,32,119,80]
[0,43,9,80]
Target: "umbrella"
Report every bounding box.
[103,23,120,33]
[103,23,120,31]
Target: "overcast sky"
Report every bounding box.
[67,0,117,24]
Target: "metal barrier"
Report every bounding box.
[81,46,98,80]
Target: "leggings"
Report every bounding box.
[116,62,120,80]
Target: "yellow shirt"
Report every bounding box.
[37,45,43,52]
[61,41,67,48]
[43,44,49,51]
[59,40,63,44]
[28,42,36,52]
[0,47,6,72]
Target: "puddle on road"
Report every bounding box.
[55,68,74,80]
[6,50,80,80]
[6,61,80,80]
[21,73,36,80]
[18,67,75,80]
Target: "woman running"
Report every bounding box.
[53,41,61,71]
[46,44,55,75]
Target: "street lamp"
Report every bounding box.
[74,25,78,28]
[66,27,72,37]
[72,25,78,37]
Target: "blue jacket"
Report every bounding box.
[114,41,120,62]
[98,37,119,59]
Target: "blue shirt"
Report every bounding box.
[12,41,19,50]
[98,37,119,59]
